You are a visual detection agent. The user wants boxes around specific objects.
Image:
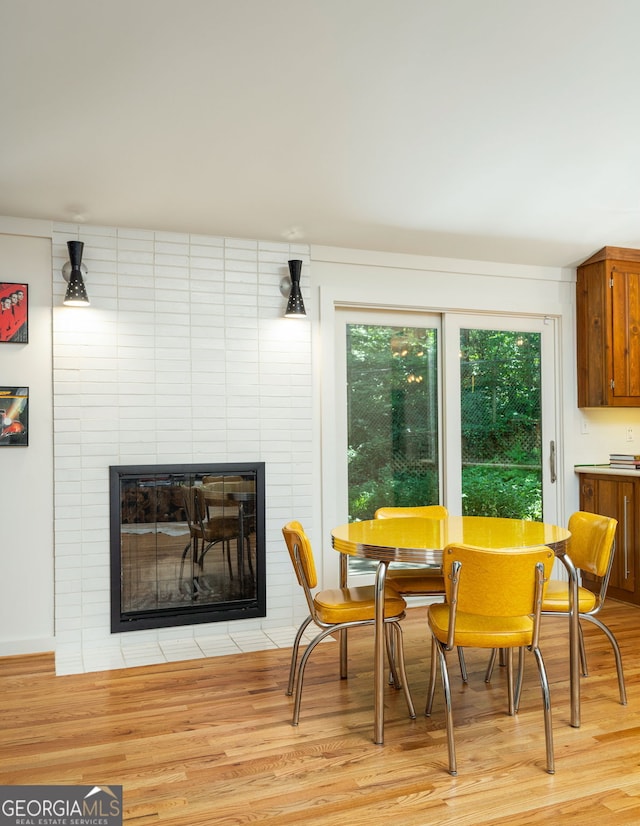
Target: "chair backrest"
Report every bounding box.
[567,511,618,578]
[442,544,555,648]
[282,521,318,614]
[199,487,234,516]
[375,505,448,520]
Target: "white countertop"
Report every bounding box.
[575,465,640,476]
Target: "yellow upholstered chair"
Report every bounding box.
[426,543,556,775]
[282,520,416,726]
[485,511,627,706]
[542,510,626,705]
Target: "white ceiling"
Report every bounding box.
[2,0,640,267]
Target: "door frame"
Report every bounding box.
[319,289,565,588]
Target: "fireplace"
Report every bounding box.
[110,462,266,632]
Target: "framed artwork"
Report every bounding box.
[0,283,28,343]
[0,387,29,446]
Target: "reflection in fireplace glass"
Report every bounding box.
[110,463,265,632]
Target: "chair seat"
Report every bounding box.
[314,586,406,624]
[387,568,445,594]
[429,602,534,648]
[541,579,597,613]
[201,516,242,542]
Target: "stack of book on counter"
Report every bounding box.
[609,453,640,469]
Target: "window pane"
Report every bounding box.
[459,329,542,519]
[346,324,439,522]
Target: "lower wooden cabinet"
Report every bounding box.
[579,473,638,604]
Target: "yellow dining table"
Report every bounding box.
[331,515,574,745]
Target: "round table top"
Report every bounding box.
[331,515,571,565]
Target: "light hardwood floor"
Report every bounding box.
[1,600,638,825]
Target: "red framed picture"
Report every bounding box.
[0,283,28,343]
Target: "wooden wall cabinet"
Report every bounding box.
[579,473,637,603]
[577,246,640,407]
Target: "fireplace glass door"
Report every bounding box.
[110,463,265,632]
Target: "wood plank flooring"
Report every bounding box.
[1,600,639,825]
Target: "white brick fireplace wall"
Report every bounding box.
[52,224,313,674]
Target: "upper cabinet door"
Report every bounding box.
[577,246,640,407]
[611,267,640,400]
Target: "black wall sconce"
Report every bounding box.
[62,240,90,306]
[281,259,306,318]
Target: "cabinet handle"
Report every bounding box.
[549,440,556,483]
[623,495,630,578]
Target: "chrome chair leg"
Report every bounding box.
[384,622,416,717]
[485,647,508,683]
[287,615,313,697]
[487,647,526,712]
[506,648,515,716]
[514,647,525,712]
[579,621,588,676]
[532,646,555,774]
[581,614,627,705]
[291,625,340,726]
[385,623,402,689]
[390,621,416,718]
[425,635,438,716]
[457,647,468,683]
[485,648,500,682]
[288,617,415,726]
[435,641,457,776]
[393,636,466,686]
[340,627,348,679]
[485,648,498,683]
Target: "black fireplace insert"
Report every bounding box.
[109,462,266,632]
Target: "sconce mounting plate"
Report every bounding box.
[62,261,88,283]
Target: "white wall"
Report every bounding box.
[0,228,54,653]
[573,407,640,463]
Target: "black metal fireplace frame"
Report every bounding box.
[109,461,266,633]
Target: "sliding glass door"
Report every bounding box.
[332,308,559,577]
